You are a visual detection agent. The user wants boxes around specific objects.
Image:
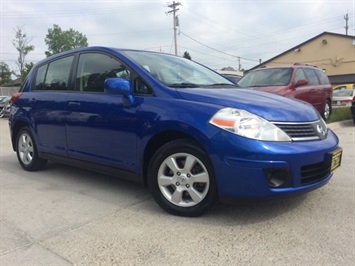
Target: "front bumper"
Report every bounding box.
[210,129,340,199]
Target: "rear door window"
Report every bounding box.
[294,69,307,84]
[303,68,319,85]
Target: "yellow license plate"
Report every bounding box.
[331,148,342,172]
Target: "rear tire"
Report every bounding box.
[148,139,218,217]
[16,127,47,171]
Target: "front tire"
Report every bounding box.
[16,127,47,171]
[148,139,218,217]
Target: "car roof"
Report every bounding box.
[253,64,321,71]
[33,46,178,68]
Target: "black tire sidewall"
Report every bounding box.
[148,139,218,217]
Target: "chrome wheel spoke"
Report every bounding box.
[171,189,183,204]
[183,155,196,172]
[188,188,203,203]
[19,144,26,154]
[19,135,26,150]
[191,172,209,183]
[165,157,179,173]
[26,139,33,152]
[158,175,174,187]
[26,151,33,163]
[24,153,30,164]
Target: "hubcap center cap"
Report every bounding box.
[177,174,188,184]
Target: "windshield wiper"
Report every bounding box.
[206,83,238,87]
[167,83,200,88]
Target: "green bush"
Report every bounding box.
[327,107,352,124]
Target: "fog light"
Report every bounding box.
[264,169,290,188]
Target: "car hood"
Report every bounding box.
[177,88,319,122]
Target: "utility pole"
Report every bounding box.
[166,1,181,55]
[344,13,349,35]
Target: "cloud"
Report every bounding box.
[1,0,353,73]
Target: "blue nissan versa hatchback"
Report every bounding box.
[9,47,342,217]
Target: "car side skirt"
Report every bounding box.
[40,152,143,184]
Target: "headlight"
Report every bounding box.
[209,108,291,141]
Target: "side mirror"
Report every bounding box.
[105,78,131,95]
[104,78,135,104]
[295,79,308,87]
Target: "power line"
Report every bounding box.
[179,45,239,63]
[179,30,259,62]
[182,9,254,38]
[204,16,344,51]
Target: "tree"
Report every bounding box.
[12,26,34,81]
[0,61,13,85]
[45,24,88,57]
[22,62,34,79]
[183,51,192,60]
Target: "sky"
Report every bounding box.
[1,0,354,75]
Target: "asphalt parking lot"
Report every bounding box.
[0,118,354,266]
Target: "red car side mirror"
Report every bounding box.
[295,79,308,87]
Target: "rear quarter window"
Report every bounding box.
[35,56,74,91]
[315,70,330,85]
[35,65,47,90]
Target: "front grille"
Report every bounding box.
[273,120,327,141]
[301,161,331,185]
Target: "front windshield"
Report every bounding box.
[238,68,292,87]
[121,50,234,88]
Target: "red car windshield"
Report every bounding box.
[238,68,292,87]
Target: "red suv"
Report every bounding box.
[238,64,333,119]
